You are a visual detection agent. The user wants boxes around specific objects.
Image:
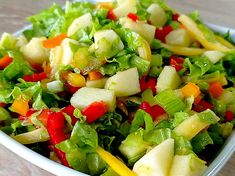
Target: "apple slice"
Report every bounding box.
[133,138,174,176]
[70,87,116,111]
[147,4,167,27]
[105,67,141,97]
[169,154,207,176]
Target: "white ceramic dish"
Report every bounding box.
[0,1,235,176]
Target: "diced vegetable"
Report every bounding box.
[11,128,50,144]
[105,67,141,97]
[155,26,173,43]
[67,13,93,37]
[96,146,137,176]
[47,80,64,93]
[169,56,184,72]
[113,0,137,18]
[23,72,47,82]
[191,131,213,154]
[0,32,17,49]
[203,50,225,64]
[133,139,174,176]
[174,110,220,140]
[21,37,50,64]
[147,3,167,27]
[43,33,67,48]
[0,55,13,69]
[11,97,29,116]
[93,29,124,58]
[155,89,186,116]
[70,87,116,111]
[165,28,192,47]
[169,154,207,176]
[181,82,200,98]
[82,101,108,123]
[0,107,11,120]
[208,81,224,98]
[157,66,181,92]
[119,129,149,165]
[67,73,86,88]
[120,17,156,44]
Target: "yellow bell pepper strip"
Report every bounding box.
[67,73,86,88]
[215,35,235,49]
[43,33,67,49]
[11,96,29,116]
[96,146,137,176]
[178,15,230,52]
[181,82,200,98]
[161,43,207,56]
[138,38,152,62]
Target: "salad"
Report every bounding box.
[0,0,235,175]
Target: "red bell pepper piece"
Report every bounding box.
[139,102,165,121]
[30,63,44,72]
[140,76,157,94]
[82,101,108,123]
[208,82,224,98]
[127,13,139,22]
[139,102,152,116]
[0,55,13,69]
[151,105,166,121]
[107,10,117,20]
[23,72,47,82]
[61,105,78,126]
[155,25,173,43]
[46,111,69,167]
[0,103,6,107]
[169,55,184,71]
[65,82,80,94]
[172,13,180,21]
[192,100,213,112]
[225,111,234,122]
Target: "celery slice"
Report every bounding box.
[155,90,186,116]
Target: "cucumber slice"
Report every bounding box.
[105,67,141,97]
[67,13,93,37]
[70,87,116,111]
[147,3,167,27]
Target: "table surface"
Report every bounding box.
[0,0,234,176]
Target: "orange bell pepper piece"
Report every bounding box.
[0,55,13,69]
[181,82,200,98]
[43,33,67,49]
[88,71,103,81]
[11,97,29,116]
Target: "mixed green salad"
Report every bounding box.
[0,0,235,175]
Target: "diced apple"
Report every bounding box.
[120,17,156,44]
[147,4,167,27]
[157,66,181,92]
[86,78,108,88]
[105,67,141,97]
[93,29,124,58]
[21,37,49,64]
[174,114,209,140]
[203,50,225,64]
[61,38,79,65]
[67,13,93,37]
[70,87,116,111]
[49,45,63,76]
[169,154,207,176]
[165,28,192,47]
[133,138,174,176]
[113,0,136,18]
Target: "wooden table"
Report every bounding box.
[0,0,234,175]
